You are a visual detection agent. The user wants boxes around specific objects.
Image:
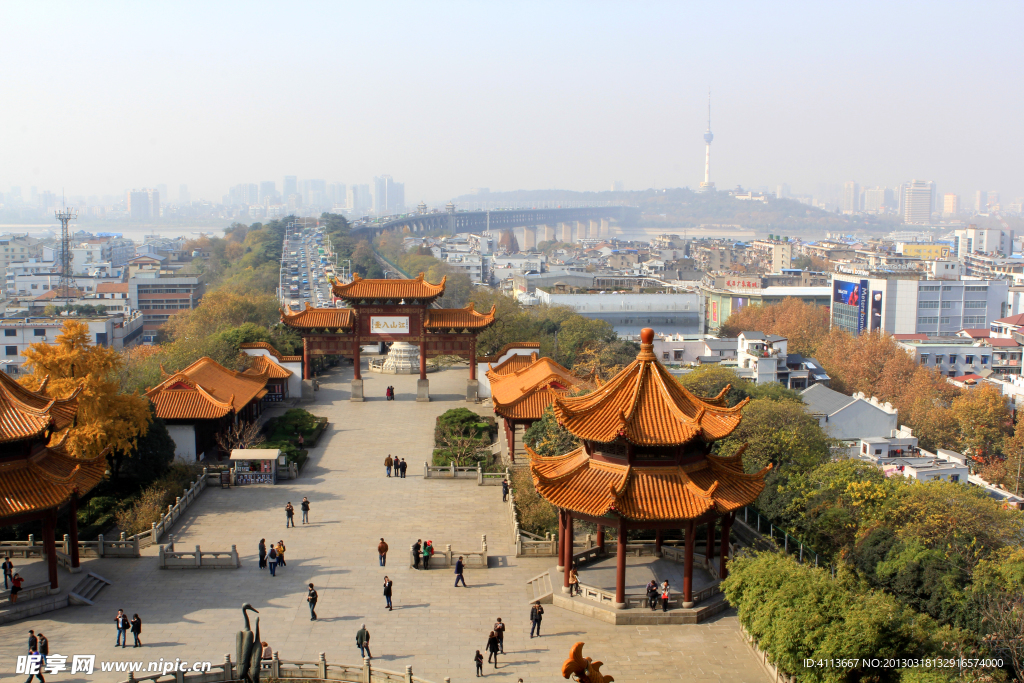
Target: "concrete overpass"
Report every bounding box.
[351,205,639,246]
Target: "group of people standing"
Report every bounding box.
[114,609,143,647]
[3,556,26,604]
[646,579,672,611]
[385,385,396,400]
[258,538,287,576]
[410,539,435,569]
[384,455,407,478]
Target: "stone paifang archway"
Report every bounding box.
[280,273,496,401]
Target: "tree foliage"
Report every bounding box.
[19,321,151,464]
[523,405,580,457]
[719,298,831,356]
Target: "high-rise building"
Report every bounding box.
[128,190,151,220]
[902,180,934,225]
[842,182,860,214]
[259,181,276,204]
[611,181,625,192]
[988,191,1001,211]
[302,179,327,207]
[863,187,888,213]
[373,175,405,215]
[776,183,790,199]
[283,176,298,200]
[328,182,347,207]
[347,184,371,215]
[943,193,960,216]
[698,91,715,193]
[148,188,160,218]
[975,190,988,213]
[179,184,190,205]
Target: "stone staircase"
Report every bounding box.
[68,572,111,606]
[526,570,553,604]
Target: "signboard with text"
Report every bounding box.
[370,316,410,334]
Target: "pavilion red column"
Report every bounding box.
[419,340,427,380]
[505,419,515,463]
[303,339,312,380]
[706,519,716,561]
[352,341,361,380]
[655,529,663,556]
[469,339,476,380]
[557,510,566,571]
[43,511,58,590]
[596,525,605,553]
[614,518,627,607]
[563,511,573,590]
[69,493,80,569]
[683,520,695,606]
[719,513,733,580]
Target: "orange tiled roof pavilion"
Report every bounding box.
[530,328,767,609]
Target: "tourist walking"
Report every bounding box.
[276,540,286,567]
[2,556,12,589]
[268,545,278,576]
[485,631,500,668]
[22,647,44,683]
[646,580,658,610]
[501,479,509,502]
[356,624,372,659]
[285,502,295,528]
[660,580,671,612]
[130,615,142,647]
[258,539,267,569]
[378,538,388,566]
[399,459,407,478]
[383,576,393,610]
[9,573,24,603]
[37,633,48,665]
[385,455,393,477]
[474,650,484,677]
[412,540,422,569]
[493,618,505,654]
[307,583,318,621]
[454,556,466,587]
[301,497,311,524]
[28,630,36,653]
[422,540,433,569]
[529,601,544,638]
[115,609,130,647]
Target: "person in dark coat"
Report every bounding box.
[485,631,500,668]
[301,498,311,524]
[383,576,393,610]
[454,556,467,587]
[130,615,142,647]
[412,540,422,569]
[399,458,407,478]
[258,539,267,570]
[474,650,483,677]
[501,479,509,502]
[529,602,544,638]
[646,580,658,610]
[307,583,318,621]
[36,633,48,666]
[285,502,295,528]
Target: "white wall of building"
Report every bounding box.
[166,424,197,462]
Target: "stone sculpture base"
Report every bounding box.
[417,379,430,402]
[350,379,364,402]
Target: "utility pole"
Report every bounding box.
[55,204,79,299]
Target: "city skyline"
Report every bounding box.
[1,2,1022,205]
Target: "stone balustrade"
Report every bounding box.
[423,463,505,485]
[131,469,209,549]
[158,539,240,570]
[409,536,487,569]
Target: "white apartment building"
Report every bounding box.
[533,289,702,337]
[1,311,144,374]
[443,253,486,284]
[954,225,1015,258]
[0,235,45,272]
[749,239,793,272]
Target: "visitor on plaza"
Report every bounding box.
[301,497,311,524]
[422,540,433,569]
[385,455,393,477]
[378,538,389,566]
[261,641,272,664]
[276,540,287,566]
[130,614,142,647]
[646,580,658,610]
[399,458,408,478]
[22,647,44,683]
[454,556,467,587]
[493,618,505,654]
[307,583,318,620]
[485,631,500,668]
[28,630,36,653]
[115,609,130,647]
[383,575,393,610]
[412,540,422,569]
[661,580,671,612]
[285,502,295,528]
[36,633,48,666]
[268,545,278,576]
[569,563,580,596]
[529,601,544,637]
[258,539,267,569]
[501,479,509,502]
[2,555,12,588]
[9,572,24,603]
[474,650,483,677]
[356,624,372,659]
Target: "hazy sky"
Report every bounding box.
[2,1,1021,204]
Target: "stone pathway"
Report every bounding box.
[0,362,770,682]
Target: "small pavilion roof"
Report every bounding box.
[424,303,497,331]
[529,446,766,522]
[146,357,269,419]
[279,304,355,331]
[0,372,81,444]
[0,433,108,521]
[239,341,303,363]
[332,272,445,302]
[244,355,294,379]
[488,357,590,421]
[488,352,540,377]
[552,329,747,446]
[478,343,541,365]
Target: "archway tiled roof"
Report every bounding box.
[332,272,445,301]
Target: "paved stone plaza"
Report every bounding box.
[0,362,769,682]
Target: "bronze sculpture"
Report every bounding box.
[562,642,613,683]
[236,603,262,683]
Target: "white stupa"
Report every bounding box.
[380,341,420,374]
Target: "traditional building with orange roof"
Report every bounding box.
[280,273,495,402]
[0,372,107,589]
[530,328,768,613]
[486,354,590,462]
[239,342,302,400]
[145,357,272,461]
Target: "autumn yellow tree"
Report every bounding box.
[19,320,151,464]
[951,384,1012,465]
[719,298,831,356]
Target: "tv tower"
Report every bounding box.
[698,90,715,193]
[55,199,79,299]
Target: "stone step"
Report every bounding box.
[525,570,553,605]
[68,572,111,606]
